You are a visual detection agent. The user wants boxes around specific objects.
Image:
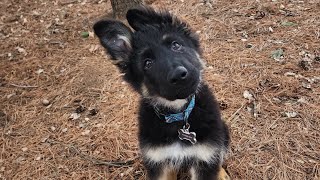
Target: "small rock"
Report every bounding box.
[81,130,90,136]
[298,60,312,70]
[302,82,312,89]
[0,167,5,172]
[50,126,56,131]
[16,47,26,54]
[245,44,253,48]
[15,157,25,163]
[35,156,42,161]
[69,113,80,120]
[297,98,307,104]
[268,27,274,32]
[36,69,44,74]
[79,123,85,128]
[219,101,228,110]
[95,123,103,128]
[243,90,254,100]
[7,93,16,99]
[254,11,265,20]
[88,44,99,53]
[296,159,304,164]
[41,137,48,143]
[75,105,86,113]
[21,147,28,152]
[285,112,298,118]
[88,108,98,116]
[84,118,90,121]
[284,72,296,76]
[42,99,50,106]
[62,128,68,132]
[273,97,281,103]
[88,31,94,38]
[4,16,18,23]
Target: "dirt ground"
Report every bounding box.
[0,0,319,179]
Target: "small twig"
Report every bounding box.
[227,103,245,122]
[60,0,78,5]
[46,139,136,167]
[10,84,38,88]
[69,145,136,167]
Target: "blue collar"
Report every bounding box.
[154,95,195,123]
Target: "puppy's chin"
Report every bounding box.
[175,79,200,99]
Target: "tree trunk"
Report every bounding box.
[111,0,143,19]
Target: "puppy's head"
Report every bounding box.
[94,6,204,109]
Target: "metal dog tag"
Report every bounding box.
[178,123,197,144]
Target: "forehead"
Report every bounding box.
[132,26,185,46]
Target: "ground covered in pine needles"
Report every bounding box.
[0,0,319,179]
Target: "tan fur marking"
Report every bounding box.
[158,167,177,180]
[218,167,231,180]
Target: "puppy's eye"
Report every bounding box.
[171,41,182,51]
[144,58,153,69]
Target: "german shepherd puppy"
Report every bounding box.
[93,6,230,180]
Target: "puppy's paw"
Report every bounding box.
[218,167,231,180]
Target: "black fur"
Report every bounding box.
[93,6,230,180]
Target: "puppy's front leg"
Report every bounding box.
[146,164,177,180]
[218,167,231,180]
[190,163,221,180]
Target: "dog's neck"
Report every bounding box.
[154,95,196,123]
[143,82,203,112]
[151,97,189,111]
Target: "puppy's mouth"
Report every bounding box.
[175,78,200,99]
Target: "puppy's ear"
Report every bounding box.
[93,20,132,70]
[126,6,173,31]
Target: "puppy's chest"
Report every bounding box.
[141,142,224,166]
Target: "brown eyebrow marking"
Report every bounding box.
[138,47,149,55]
[162,34,170,41]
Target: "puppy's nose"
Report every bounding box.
[168,66,188,85]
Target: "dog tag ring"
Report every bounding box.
[178,123,197,144]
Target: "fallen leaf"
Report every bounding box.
[281,21,297,26]
[81,31,89,38]
[271,49,284,61]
